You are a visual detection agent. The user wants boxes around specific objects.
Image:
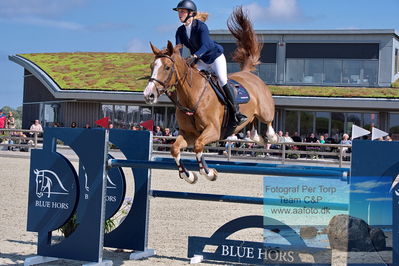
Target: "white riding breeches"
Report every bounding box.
[195,54,228,87]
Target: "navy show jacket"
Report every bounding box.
[175,19,224,64]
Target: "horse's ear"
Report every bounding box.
[150,42,161,55]
[166,41,174,56]
[174,44,183,54]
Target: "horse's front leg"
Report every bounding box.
[194,127,220,181]
[171,134,198,184]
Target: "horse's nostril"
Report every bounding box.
[149,94,155,99]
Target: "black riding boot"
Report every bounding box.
[222,83,247,126]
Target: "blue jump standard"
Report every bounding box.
[108,158,349,180]
[150,190,348,211]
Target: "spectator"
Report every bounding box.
[0,110,6,130]
[7,112,15,129]
[340,133,352,160]
[305,133,319,159]
[163,127,174,151]
[319,135,325,144]
[29,120,43,138]
[243,130,255,156]
[131,124,141,130]
[84,123,91,129]
[154,126,163,136]
[283,132,293,143]
[172,127,179,137]
[109,123,114,129]
[305,133,319,143]
[291,132,302,143]
[385,135,393,141]
[224,133,238,156]
[340,133,352,145]
[70,122,77,128]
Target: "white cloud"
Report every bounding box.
[353,181,390,190]
[366,197,391,202]
[350,189,372,194]
[244,0,303,22]
[127,39,150,53]
[0,0,87,18]
[8,16,84,30]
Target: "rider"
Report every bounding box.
[173,0,247,126]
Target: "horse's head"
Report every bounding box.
[144,41,183,104]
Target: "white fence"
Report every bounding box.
[0,130,352,167]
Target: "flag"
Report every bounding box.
[140,120,154,131]
[95,117,110,128]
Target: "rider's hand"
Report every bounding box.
[186,54,198,67]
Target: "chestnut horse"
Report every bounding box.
[144,7,277,184]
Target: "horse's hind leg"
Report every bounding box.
[266,122,278,143]
[171,134,198,184]
[194,128,219,181]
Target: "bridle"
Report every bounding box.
[148,53,208,116]
[148,54,177,95]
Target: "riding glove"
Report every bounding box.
[186,54,198,67]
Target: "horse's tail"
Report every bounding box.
[227,6,262,72]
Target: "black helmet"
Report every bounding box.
[173,0,197,13]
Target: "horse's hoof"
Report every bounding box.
[204,168,217,181]
[181,171,198,184]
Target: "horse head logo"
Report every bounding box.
[34,169,69,198]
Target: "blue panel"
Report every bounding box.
[104,129,151,251]
[28,128,108,263]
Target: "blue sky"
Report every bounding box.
[1,0,398,108]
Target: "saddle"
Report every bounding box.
[201,71,250,139]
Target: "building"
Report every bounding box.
[9,29,399,140]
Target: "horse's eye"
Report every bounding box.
[165,66,170,71]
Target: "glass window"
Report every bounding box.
[114,105,127,128]
[324,60,342,84]
[363,113,379,131]
[153,106,166,128]
[304,59,323,83]
[127,106,140,127]
[257,63,276,83]
[286,59,304,83]
[395,49,399,74]
[315,112,330,136]
[43,104,55,127]
[331,112,344,139]
[140,106,152,123]
[343,60,363,84]
[166,107,177,129]
[389,113,399,140]
[363,60,378,86]
[300,111,314,139]
[285,110,298,136]
[102,105,113,121]
[345,113,362,134]
[227,63,240,74]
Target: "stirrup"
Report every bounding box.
[235,113,247,126]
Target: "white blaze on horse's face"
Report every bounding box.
[144,58,162,104]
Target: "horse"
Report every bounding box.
[144,7,277,184]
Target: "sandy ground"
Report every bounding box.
[0,151,392,265]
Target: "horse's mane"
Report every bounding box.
[227,6,262,72]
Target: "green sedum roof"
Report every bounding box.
[19,52,154,91]
[269,85,399,98]
[18,52,399,98]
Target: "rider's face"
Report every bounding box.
[177,8,190,23]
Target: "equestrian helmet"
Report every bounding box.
[173,0,197,13]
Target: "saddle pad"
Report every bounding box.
[208,77,250,105]
[228,79,250,104]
